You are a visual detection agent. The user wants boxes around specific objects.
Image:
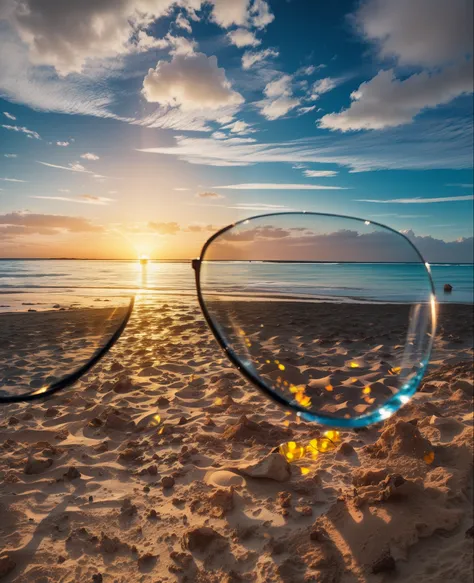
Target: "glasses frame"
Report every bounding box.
[193,211,437,429]
[0,297,135,404]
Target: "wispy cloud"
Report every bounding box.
[1,177,27,183]
[213,183,348,190]
[37,161,90,173]
[4,154,17,158]
[31,195,114,205]
[3,112,16,120]
[447,183,473,188]
[56,141,69,147]
[2,124,40,139]
[303,170,338,177]
[137,116,473,172]
[357,195,474,204]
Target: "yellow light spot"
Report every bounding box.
[300,467,310,475]
[151,414,161,426]
[279,441,305,462]
[283,380,289,387]
[214,397,223,406]
[350,362,360,368]
[285,411,291,416]
[266,359,271,364]
[275,360,280,364]
[290,384,299,394]
[283,420,290,427]
[278,364,286,371]
[295,393,311,407]
[238,329,245,336]
[351,378,358,383]
[325,384,333,392]
[324,430,340,443]
[389,366,402,375]
[424,451,435,465]
[363,386,371,395]
[158,427,164,435]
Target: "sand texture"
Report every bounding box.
[0,298,472,583]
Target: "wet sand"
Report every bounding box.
[0,297,472,582]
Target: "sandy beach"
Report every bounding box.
[0,297,472,583]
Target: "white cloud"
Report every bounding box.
[209,0,273,29]
[209,0,250,28]
[297,105,317,115]
[56,141,69,147]
[4,153,17,158]
[212,183,347,190]
[174,187,190,191]
[222,120,254,134]
[137,115,473,172]
[242,47,278,70]
[80,153,100,161]
[1,177,27,183]
[320,61,473,131]
[175,12,193,33]
[354,0,473,67]
[32,195,114,205]
[167,35,198,56]
[6,0,191,75]
[259,74,300,120]
[227,28,260,48]
[2,124,40,139]
[249,0,274,29]
[448,183,474,188]
[212,131,227,139]
[143,52,244,112]
[357,195,474,203]
[303,170,338,177]
[310,77,341,99]
[3,111,16,120]
[58,189,71,193]
[37,161,91,173]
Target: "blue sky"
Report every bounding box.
[0,0,473,259]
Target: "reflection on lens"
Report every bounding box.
[199,213,436,428]
[0,290,133,401]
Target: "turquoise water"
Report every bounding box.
[0,260,472,311]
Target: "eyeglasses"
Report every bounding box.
[0,212,436,428]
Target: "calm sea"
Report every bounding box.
[0,260,472,312]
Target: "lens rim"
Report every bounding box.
[0,296,135,404]
[193,211,437,428]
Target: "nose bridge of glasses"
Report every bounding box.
[191,258,201,271]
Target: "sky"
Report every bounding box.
[0,0,473,260]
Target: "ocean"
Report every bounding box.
[0,260,472,312]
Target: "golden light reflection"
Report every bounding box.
[424,451,435,464]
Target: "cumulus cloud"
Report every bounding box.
[2,124,40,139]
[56,141,69,147]
[3,111,16,120]
[209,0,273,29]
[196,191,224,199]
[227,28,260,48]
[142,52,244,111]
[147,221,180,235]
[320,61,473,131]
[354,0,473,67]
[210,225,473,263]
[6,0,192,75]
[259,74,300,120]
[303,170,338,177]
[0,212,103,236]
[80,153,100,161]
[357,195,474,204]
[242,47,278,70]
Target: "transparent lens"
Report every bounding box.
[199,213,436,427]
[0,290,133,401]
